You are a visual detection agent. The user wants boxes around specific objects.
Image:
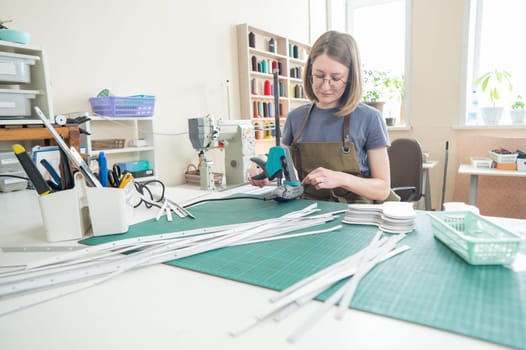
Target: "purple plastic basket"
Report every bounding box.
[89,96,155,117]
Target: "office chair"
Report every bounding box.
[388,138,424,203]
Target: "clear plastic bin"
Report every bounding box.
[428,211,523,265]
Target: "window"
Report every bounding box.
[464,0,526,126]
[346,0,409,125]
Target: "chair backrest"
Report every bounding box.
[388,138,424,202]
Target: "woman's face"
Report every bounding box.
[310,53,349,109]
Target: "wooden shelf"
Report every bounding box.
[0,124,80,150]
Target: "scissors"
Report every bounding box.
[108,164,134,188]
[108,164,124,187]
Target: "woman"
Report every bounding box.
[249,30,397,203]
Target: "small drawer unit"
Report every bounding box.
[0,51,40,84]
[0,89,39,116]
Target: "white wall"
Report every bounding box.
[4,0,320,185]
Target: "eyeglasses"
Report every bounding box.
[310,75,348,89]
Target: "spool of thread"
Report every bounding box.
[253,101,259,117]
[278,62,283,75]
[293,45,299,59]
[269,38,276,53]
[251,56,257,71]
[249,32,256,48]
[279,103,284,117]
[272,60,278,72]
[264,121,272,139]
[279,82,285,97]
[290,68,296,79]
[269,102,274,117]
[264,80,272,96]
[261,59,267,74]
[258,101,264,117]
[254,121,263,140]
[251,78,257,95]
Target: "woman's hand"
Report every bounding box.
[302,167,342,190]
[248,166,271,187]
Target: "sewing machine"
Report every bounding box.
[188,116,255,190]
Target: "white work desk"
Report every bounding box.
[458,164,526,205]
[0,185,524,350]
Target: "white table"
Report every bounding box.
[0,185,523,350]
[458,164,526,205]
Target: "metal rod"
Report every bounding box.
[273,69,280,146]
[440,141,449,210]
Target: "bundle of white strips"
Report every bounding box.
[0,203,409,342]
[230,228,409,342]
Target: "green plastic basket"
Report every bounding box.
[428,211,523,265]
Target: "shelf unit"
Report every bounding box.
[236,24,310,154]
[84,116,156,180]
[0,40,54,125]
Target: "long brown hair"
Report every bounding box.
[303,31,363,116]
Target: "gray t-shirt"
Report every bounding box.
[282,103,390,177]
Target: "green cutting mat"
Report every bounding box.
[82,199,526,349]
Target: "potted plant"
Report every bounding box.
[474,69,513,125]
[362,69,404,126]
[510,95,526,125]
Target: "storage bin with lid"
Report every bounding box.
[0,51,40,84]
[0,89,39,116]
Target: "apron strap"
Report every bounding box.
[291,103,315,146]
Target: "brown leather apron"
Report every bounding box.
[289,104,399,204]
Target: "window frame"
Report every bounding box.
[345,0,412,129]
[459,0,526,129]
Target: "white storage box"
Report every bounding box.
[0,176,27,192]
[517,158,526,172]
[0,89,39,116]
[489,150,518,163]
[0,151,23,172]
[0,51,39,84]
[470,157,493,168]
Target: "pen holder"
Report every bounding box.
[85,183,134,236]
[38,173,134,242]
[38,172,91,242]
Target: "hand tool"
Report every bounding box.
[250,69,304,202]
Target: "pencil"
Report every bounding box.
[12,144,52,196]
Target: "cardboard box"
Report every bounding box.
[495,162,517,171]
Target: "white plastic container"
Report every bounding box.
[489,151,518,164]
[0,89,39,116]
[85,183,134,236]
[38,172,133,241]
[0,51,39,83]
[517,158,526,172]
[470,157,492,168]
[38,173,90,242]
